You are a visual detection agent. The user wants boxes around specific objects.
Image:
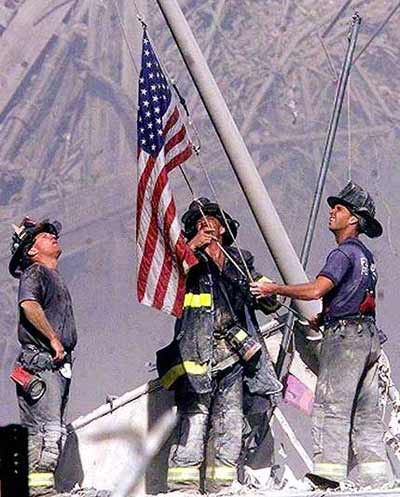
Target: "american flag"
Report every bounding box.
[136,30,197,317]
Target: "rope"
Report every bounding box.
[347,72,352,181]
[293,0,338,82]
[113,2,197,197]
[114,8,251,279]
[137,19,205,201]
[321,0,352,38]
[188,148,255,282]
[354,0,400,64]
[186,205,319,328]
[111,3,254,325]
[112,7,312,330]
[194,198,253,281]
[111,0,141,77]
[113,5,201,215]
[148,44,257,284]
[131,0,146,23]
[316,32,338,82]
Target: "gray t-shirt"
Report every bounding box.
[18,263,78,352]
[318,238,377,322]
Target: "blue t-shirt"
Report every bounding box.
[318,238,377,321]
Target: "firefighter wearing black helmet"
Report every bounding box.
[251,182,388,488]
[157,198,282,493]
[9,217,77,496]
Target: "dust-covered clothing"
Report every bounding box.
[312,238,388,486]
[313,319,387,486]
[15,262,77,496]
[168,365,243,493]
[157,247,282,396]
[17,361,70,496]
[18,263,77,352]
[157,247,282,492]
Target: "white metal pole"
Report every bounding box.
[156,0,321,321]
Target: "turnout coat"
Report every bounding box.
[157,246,282,398]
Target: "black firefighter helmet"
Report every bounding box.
[181,198,239,246]
[327,182,383,238]
[9,217,62,278]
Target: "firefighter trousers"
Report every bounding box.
[168,365,243,493]
[312,319,388,486]
[17,368,70,496]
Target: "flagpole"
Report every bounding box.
[274,13,361,380]
[156,0,321,328]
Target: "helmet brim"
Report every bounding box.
[9,220,62,278]
[9,245,26,278]
[182,202,239,245]
[327,197,382,238]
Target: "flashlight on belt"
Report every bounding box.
[10,366,46,401]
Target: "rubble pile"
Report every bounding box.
[55,488,111,497]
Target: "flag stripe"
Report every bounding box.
[165,125,187,155]
[152,200,177,308]
[136,155,156,237]
[137,144,193,300]
[136,116,188,233]
[163,106,179,136]
[166,144,193,173]
[136,31,196,317]
[137,155,181,302]
[136,104,178,228]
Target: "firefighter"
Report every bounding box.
[250,182,388,487]
[9,218,78,496]
[157,198,282,493]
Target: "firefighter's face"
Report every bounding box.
[329,204,356,232]
[196,216,225,241]
[29,232,62,259]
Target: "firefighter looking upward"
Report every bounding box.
[157,198,282,493]
[9,218,77,497]
[251,182,388,487]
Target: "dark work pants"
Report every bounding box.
[17,368,70,496]
[168,366,243,493]
[312,319,388,486]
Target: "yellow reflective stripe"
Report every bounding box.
[358,461,387,476]
[29,472,54,487]
[206,465,236,481]
[168,466,200,481]
[184,293,212,308]
[314,462,347,480]
[234,329,247,342]
[160,361,208,389]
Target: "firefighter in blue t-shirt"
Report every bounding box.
[250,182,388,488]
